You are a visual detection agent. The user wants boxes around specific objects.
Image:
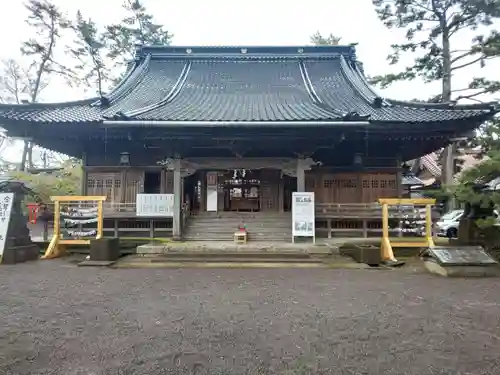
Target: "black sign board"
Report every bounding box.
[427,246,498,266]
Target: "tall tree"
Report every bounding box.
[0,59,49,171]
[371,0,500,208]
[69,11,109,96]
[105,0,173,72]
[19,0,73,171]
[310,31,341,45]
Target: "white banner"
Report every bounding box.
[0,193,14,257]
[136,194,174,217]
[292,192,315,238]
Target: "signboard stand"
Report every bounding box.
[292,192,315,244]
[42,196,106,259]
[136,194,174,217]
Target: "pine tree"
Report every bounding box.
[105,0,173,70]
[19,0,73,171]
[69,11,109,96]
[310,32,342,45]
[371,0,500,208]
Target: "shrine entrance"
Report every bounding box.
[221,169,261,212]
[186,168,296,214]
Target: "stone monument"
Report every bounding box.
[0,179,40,264]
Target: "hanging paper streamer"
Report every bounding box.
[59,204,99,238]
[63,229,97,238]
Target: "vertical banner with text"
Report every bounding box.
[292,192,315,242]
[0,193,14,258]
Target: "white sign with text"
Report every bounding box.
[0,193,14,257]
[292,192,315,240]
[136,194,174,217]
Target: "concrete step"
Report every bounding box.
[149,251,313,259]
[150,257,322,263]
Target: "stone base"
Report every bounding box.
[339,244,381,265]
[424,259,500,277]
[90,238,120,261]
[1,244,39,265]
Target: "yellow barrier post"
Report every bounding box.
[378,198,436,263]
[42,196,106,259]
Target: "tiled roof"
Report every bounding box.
[401,174,425,186]
[0,98,100,123]
[0,45,496,125]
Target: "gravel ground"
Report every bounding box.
[1,261,500,375]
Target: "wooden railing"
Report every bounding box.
[30,201,440,241]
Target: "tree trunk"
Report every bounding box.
[440,25,456,210]
[19,140,29,172]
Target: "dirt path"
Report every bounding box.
[0,261,499,374]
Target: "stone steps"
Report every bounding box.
[184,213,292,242]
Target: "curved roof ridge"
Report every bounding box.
[123,61,192,118]
[298,60,346,118]
[103,53,152,105]
[338,55,374,106]
[350,63,391,106]
[100,60,138,103]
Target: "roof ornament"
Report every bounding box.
[186,48,192,54]
[343,111,370,121]
[373,97,383,108]
[297,48,304,54]
[100,96,110,108]
[241,48,247,54]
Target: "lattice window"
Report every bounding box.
[362,180,370,188]
[342,179,357,188]
[388,180,396,189]
[380,180,387,189]
[87,179,96,188]
[324,180,334,188]
[115,179,121,188]
[105,179,113,188]
[96,180,103,188]
[371,180,379,188]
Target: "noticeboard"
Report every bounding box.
[292,192,315,240]
[136,194,174,217]
[0,193,13,258]
[428,246,498,266]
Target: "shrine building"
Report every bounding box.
[0,45,495,240]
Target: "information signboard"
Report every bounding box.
[136,194,174,217]
[428,246,498,266]
[0,193,14,258]
[292,192,315,242]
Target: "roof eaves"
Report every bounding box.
[98,53,152,107]
[123,60,192,118]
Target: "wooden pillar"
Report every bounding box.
[200,171,207,212]
[173,159,182,239]
[81,152,88,195]
[120,169,127,203]
[160,169,166,193]
[297,159,305,192]
[396,155,403,198]
[278,173,284,212]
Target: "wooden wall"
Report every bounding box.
[86,170,174,203]
[307,171,399,204]
[85,169,399,205]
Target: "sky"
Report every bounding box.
[0,0,499,161]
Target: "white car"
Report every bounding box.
[435,210,463,238]
[436,209,500,238]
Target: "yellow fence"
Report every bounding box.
[378,198,436,262]
[42,196,106,259]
